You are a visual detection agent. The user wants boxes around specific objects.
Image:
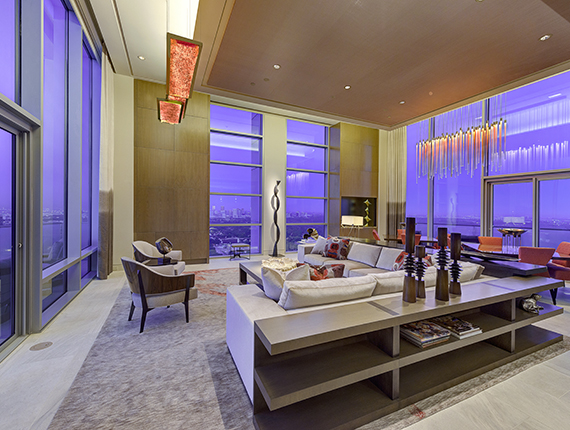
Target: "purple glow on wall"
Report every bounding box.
[0,0,16,100]
[210,104,262,135]
[43,0,67,268]
[81,44,92,250]
[210,132,262,164]
[287,120,326,145]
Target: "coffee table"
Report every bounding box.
[239,260,263,285]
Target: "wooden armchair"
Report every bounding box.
[132,240,182,263]
[121,257,197,333]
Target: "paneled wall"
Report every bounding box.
[330,122,380,239]
[133,80,210,263]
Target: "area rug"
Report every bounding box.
[48,268,569,430]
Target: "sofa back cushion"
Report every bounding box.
[376,247,405,270]
[310,236,328,255]
[278,275,376,310]
[261,265,310,301]
[347,243,382,267]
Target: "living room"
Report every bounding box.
[2,1,570,429]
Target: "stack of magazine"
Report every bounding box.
[430,315,482,339]
[400,321,452,348]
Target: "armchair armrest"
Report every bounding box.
[140,269,195,294]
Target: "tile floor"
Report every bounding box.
[0,256,568,430]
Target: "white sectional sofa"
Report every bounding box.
[227,241,488,402]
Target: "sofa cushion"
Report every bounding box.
[277,275,376,310]
[376,247,406,270]
[311,236,328,255]
[304,254,336,266]
[339,259,374,277]
[304,264,345,281]
[325,237,350,260]
[348,267,391,277]
[347,243,382,267]
[261,265,310,301]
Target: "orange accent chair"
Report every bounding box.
[518,246,558,304]
[396,229,405,243]
[478,236,502,246]
[372,229,381,241]
[401,233,421,247]
[552,241,570,268]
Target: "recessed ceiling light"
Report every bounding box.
[344,85,351,90]
[399,100,405,104]
[138,55,145,60]
[548,93,562,98]
[539,34,552,41]
[273,64,281,69]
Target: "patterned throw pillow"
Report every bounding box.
[297,263,345,280]
[325,237,350,260]
[392,251,407,271]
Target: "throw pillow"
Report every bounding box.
[311,236,328,255]
[297,263,345,280]
[376,247,405,270]
[392,251,407,271]
[325,237,350,260]
[261,265,310,301]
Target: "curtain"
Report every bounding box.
[386,126,407,236]
[97,52,114,279]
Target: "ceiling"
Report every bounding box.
[89,0,570,129]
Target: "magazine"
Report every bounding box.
[430,315,482,339]
[400,320,451,348]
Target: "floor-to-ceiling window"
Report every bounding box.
[0,129,15,347]
[0,0,16,102]
[539,177,570,247]
[406,121,429,235]
[285,120,328,250]
[209,104,263,256]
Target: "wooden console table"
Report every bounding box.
[252,276,563,430]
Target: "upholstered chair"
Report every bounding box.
[121,258,197,333]
[132,240,183,262]
[552,241,570,268]
[400,233,421,246]
[372,229,381,241]
[518,246,558,304]
[478,236,502,247]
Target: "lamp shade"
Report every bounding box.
[341,215,364,226]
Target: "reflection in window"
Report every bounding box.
[0,0,16,101]
[209,105,262,256]
[43,0,68,269]
[81,42,93,250]
[286,120,328,251]
[539,178,570,248]
[42,271,67,311]
[0,129,15,346]
[492,182,533,247]
[405,121,429,235]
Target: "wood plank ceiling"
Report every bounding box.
[196,0,570,128]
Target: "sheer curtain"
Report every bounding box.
[386,126,407,236]
[97,52,114,279]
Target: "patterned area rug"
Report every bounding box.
[48,268,569,430]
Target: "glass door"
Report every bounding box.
[492,181,534,247]
[539,178,570,247]
[0,127,15,347]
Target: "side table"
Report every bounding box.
[230,243,251,260]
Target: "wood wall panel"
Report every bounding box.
[134,80,210,264]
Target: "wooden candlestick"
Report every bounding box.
[438,227,448,249]
[415,245,426,299]
[450,233,462,295]
[405,217,416,254]
[436,227,449,301]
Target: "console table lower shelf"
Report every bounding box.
[252,277,564,430]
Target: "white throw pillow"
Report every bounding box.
[347,243,382,267]
[261,265,310,301]
[311,236,328,255]
[459,262,484,282]
[376,247,405,270]
[278,275,376,310]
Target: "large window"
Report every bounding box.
[42,0,68,271]
[209,105,262,256]
[81,42,93,250]
[0,0,16,101]
[406,121,429,235]
[539,178,570,247]
[285,120,328,251]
